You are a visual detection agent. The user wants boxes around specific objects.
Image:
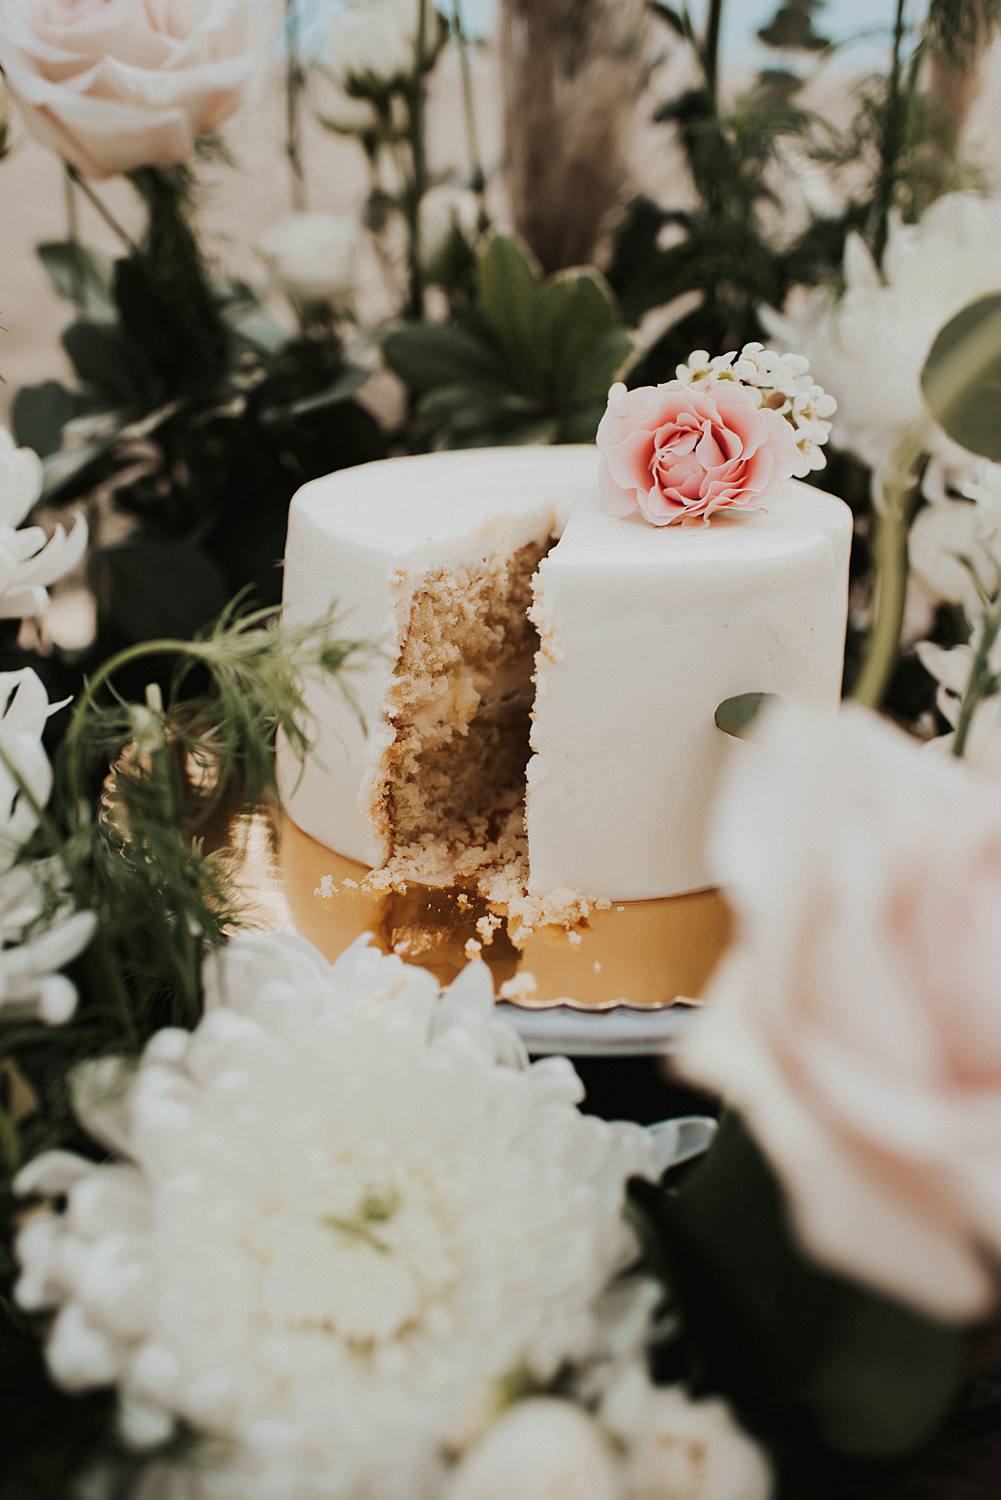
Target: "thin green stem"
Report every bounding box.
[704,0,725,111]
[285,0,308,211]
[871,0,908,266]
[952,597,1001,757]
[453,0,487,209]
[67,166,141,256]
[851,455,921,709]
[62,167,86,312]
[65,637,211,813]
[406,0,431,320]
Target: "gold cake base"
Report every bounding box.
[212,801,731,1012]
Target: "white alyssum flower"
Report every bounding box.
[676,342,835,478]
[602,1364,773,1500]
[0,426,87,620]
[16,930,655,1500]
[446,1398,621,1500]
[259,211,363,309]
[764,193,1001,476]
[0,669,95,1023]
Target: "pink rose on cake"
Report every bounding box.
[596,378,801,526]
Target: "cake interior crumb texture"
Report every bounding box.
[367,540,590,937]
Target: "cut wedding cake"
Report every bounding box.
[280,428,851,909]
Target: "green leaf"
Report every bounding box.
[11,381,78,459]
[40,438,119,508]
[630,1113,969,1461]
[37,239,114,319]
[714,691,779,739]
[96,535,227,646]
[648,2,693,40]
[476,235,546,386]
[61,319,155,410]
[921,291,1001,462]
[258,366,368,424]
[383,323,510,393]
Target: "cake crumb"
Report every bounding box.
[593,960,603,974]
[314,874,337,900]
[616,905,625,913]
[596,897,612,911]
[464,937,483,960]
[456,892,471,910]
[342,877,359,890]
[568,931,583,946]
[499,971,538,1002]
[475,913,502,947]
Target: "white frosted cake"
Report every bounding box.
[278,444,851,911]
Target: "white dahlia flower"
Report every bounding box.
[16,930,655,1500]
[764,193,1001,476]
[0,426,87,620]
[0,669,94,1022]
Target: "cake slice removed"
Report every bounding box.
[279,446,851,916]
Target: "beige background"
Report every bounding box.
[2,44,1000,423]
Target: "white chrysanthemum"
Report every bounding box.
[16,930,655,1500]
[602,1363,773,1500]
[764,193,1001,476]
[0,669,95,1022]
[0,426,87,619]
[675,342,835,478]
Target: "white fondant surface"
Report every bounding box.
[278,446,851,899]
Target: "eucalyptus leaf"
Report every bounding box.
[921,292,1001,462]
[714,691,779,739]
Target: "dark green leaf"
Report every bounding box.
[61,320,154,410]
[648,2,692,40]
[630,1114,969,1461]
[477,235,546,386]
[383,322,510,392]
[40,439,120,509]
[714,691,779,739]
[96,536,227,646]
[258,366,368,423]
[921,292,1001,462]
[37,239,114,319]
[11,382,78,459]
[758,2,830,50]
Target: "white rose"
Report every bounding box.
[420,182,479,275]
[0,0,265,179]
[259,211,362,307]
[602,1365,772,1500]
[447,1399,621,1500]
[327,0,425,89]
[682,702,1001,1322]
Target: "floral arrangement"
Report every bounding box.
[2,1,1001,1498]
[596,344,834,526]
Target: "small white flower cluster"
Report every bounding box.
[676,342,836,479]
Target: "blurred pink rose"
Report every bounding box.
[0,0,262,179]
[682,704,1001,1321]
[596,379,799,526]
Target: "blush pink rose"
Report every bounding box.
[683,703,1001,1322]
[595,379,800,526]
[0,0,263,179]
